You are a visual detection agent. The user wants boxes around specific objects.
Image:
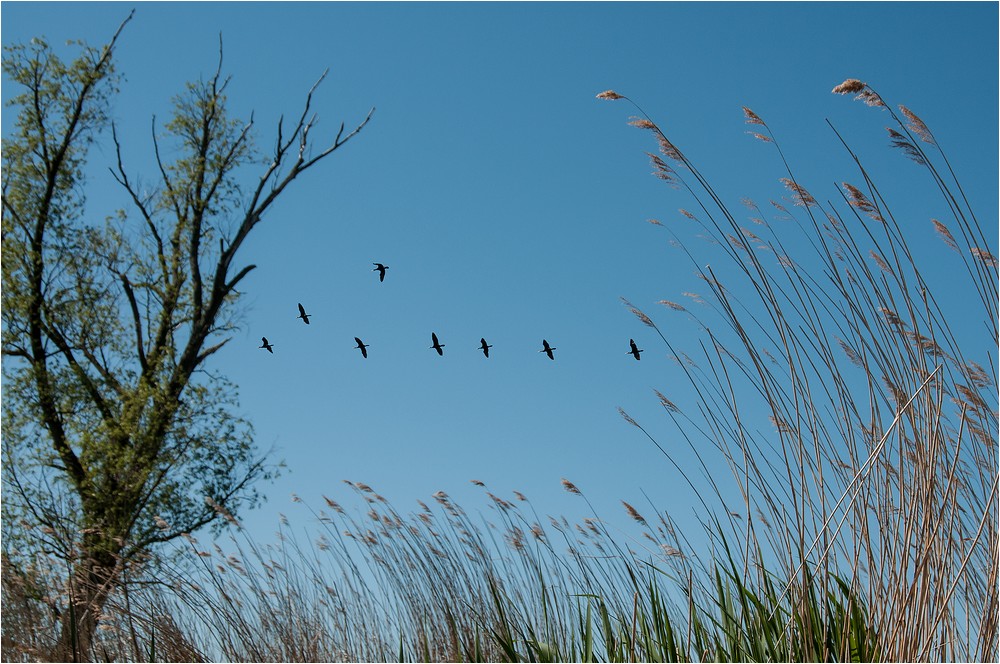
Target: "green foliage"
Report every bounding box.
[466,530,879,663]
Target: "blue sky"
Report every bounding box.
[3,2,997,548]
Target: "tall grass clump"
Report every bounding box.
[600,78,997,661]
[2,79,995,663]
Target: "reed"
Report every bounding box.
[600,78,997,662]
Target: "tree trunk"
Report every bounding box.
[54,557,118,662]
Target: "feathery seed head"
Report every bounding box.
[842,182,884,222]
[879,307,906,330]
[780,178,817,207]
[769,415,791,433]
[870,250,893,275]
[971,247,997,268]
[620,296,655,328]
[654,389,680,413]
[657,135,684,163]
[900,105,935,144]
[561,478,582,495]
[618,407,639,427]
[832,79,867,94]
[932,219,960,252]
[742,106,766,126]
[205,496,240,527]
[887,127,925,163]
[964,361,993,389]
[628,116,657,130]
[837,338,864,367]
[646,152,676,182]
[622,501,647,524]
[596,90,625,100]
[858,89,885,107]
[832,79,885,107]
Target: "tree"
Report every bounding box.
[1,13,373,658]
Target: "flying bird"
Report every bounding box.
[373,263,388,282]
[354,337,370,358]
[479,338,493,358]
[296,303,311,324]
[430,332,445,356]
[259,337,274,353]
[539,339,556,360]
[628,338,643,360]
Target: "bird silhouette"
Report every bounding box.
[354,337,370,358]
[259,337,274,353]
[373,263,388,282]
[479,337,493,357]
[296,303,311,324]
[539,339,556,360]
[430,332,445,356]
[628,338,643,360]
